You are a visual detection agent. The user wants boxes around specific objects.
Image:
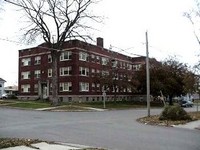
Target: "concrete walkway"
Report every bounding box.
[36,105,106,111]
[1,142,91,150]
[174,120,200,130]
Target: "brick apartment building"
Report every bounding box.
[18,37,145,102]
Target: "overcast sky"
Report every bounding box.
[0,0,199,86]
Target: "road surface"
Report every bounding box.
[0,107,199,150]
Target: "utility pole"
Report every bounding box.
[146,31,150,117]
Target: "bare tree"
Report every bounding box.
[184,0,200,45]
[5,0,102,105]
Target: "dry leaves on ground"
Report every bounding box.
[137,111,200,127]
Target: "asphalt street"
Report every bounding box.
[0,107,199,150]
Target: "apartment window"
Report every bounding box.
[92,83,95,92]
[102,71,109,76]
[79,67,89,76]
[79,82,89,92]
[60,67,72,76]
[113,73,119,80]
[102,57,109,65]
[112,60,118,68]
[60,82,72,92]
[91,54,95,63]
[50,83,52,92]
[91,69,95,77]
[96,55,100,63]
[112,86,119,93]
[120,62,123,68]
[34,70,41,78]
[34,84,38,93]
[91,69,95,73]
[48,55,52,63]
[127,87,132,93]
[96,83,100,91]
[21,58,31,66]
[96,69,100,74]
[79,52,88,61]
[21,84,30,93]
[34,56,41,65]
[127,63,132,70]
[60,51,72,61]
[48,69,52,77]
[123,88,126,92]
[21,71,31,79]
[91,54,95,59]
[133,64,141,71]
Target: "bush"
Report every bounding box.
[159,105,191,121]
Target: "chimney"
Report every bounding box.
[96,37,104,47]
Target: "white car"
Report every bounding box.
[1,93,8,99]
[180,100,193,107]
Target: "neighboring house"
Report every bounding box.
[18,37,145,102]
[0,78,6,98]
[4,85,18,96]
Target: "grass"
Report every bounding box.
[1,100,52,109]
[51,105,94,111]
[0,100,15,105]
[0,99,164,110]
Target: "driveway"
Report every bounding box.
[0,108,199,150]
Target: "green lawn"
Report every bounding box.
[0,99,164,110]
[3,100,51,109]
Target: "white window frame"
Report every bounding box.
[21,84,30,93]
[79,52,88,61]
[127,63,132,70]
[96,55,100,63]
[79,67,89,76]
[96,69,100,74]
[92,83,95,92]
[60,51,72,61]
[60,67,72,76]
[102,57,109,65]
[21,71,31,79]
[112,60,118,68]
[34,56,41,65]
[48,69,52,77]
[96,83,100,91]
[79,82,89,92]
[91,54,95,59]
[60,82,72,92]
[133,64,141,71]
[34,70,41,78]
[22,58,31,66]
[48,55,52,63]
[91,69,95,73]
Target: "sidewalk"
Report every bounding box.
[174,120,200,130]
[1,142,92,150]
[36,106,106,112]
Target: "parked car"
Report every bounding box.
[180,100,193,107]
[0,93,8,99]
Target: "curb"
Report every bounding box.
[195,127,200,130]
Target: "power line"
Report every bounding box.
[0,37,23,45]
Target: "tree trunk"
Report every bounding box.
[51,50,59,106]
[169,95,173,106]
